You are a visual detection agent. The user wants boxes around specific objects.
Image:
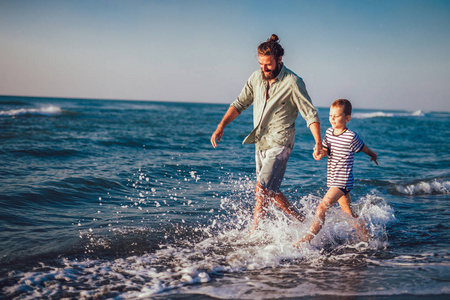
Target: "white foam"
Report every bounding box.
[353,110,424,119]
[3,184,396,299]
[0,105,62,116]
[395,179,450,195]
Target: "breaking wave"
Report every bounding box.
[0,105,62,116]
[353,110,425,119]
[392,178,450,195]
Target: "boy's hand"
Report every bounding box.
[371,152,378,165]
[361,145,378,166]
[313,145,326,160]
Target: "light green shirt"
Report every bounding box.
[231,64,320,150]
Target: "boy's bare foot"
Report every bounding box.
[357,230,370,243]
[355,222,370,243]
[293,238,307,249]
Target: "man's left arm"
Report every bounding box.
[292,77,323,160]
[309,122,324,160]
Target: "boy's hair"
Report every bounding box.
[332,99,352,116]
[257,34,285,60]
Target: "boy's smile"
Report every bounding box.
[329,106,351,135]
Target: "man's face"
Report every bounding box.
[259,55,282,81]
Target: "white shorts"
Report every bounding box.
[255,145,292,193]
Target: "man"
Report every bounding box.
[211,34,322,233]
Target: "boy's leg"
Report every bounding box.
[337,194,369,242]
[337,193,356,217]
[294,187,344,246]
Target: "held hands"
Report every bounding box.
[210,125,224,148]
[313,145,327,160]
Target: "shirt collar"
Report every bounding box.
[275,63,287,82]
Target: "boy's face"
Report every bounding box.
[329,105,351,130]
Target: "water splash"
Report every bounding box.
[2,171,396,299]
[393,179,450,195]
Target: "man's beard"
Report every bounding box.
[262,62,282,81]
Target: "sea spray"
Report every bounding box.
[4,170,396,298]
[1,97,448,299]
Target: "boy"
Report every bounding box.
[294,99,378,247]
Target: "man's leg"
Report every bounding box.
[270,189,305,223]
[251,181,305,234]
[252,145,305,233]
[250,181,269,234]
[294,187,344,246]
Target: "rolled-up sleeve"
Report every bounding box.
[292,77,320,126]
[231,74,255,114]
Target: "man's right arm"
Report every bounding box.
[211,106,240,148]
[212,72,255,148]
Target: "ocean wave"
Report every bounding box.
[0,105,62,116]
[353,110,425,119]
[392,179,450,195]
[2,190,396,299]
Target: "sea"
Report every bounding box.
[0,95,449,300]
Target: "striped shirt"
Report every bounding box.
[323,127,364,190]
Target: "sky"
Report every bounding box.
[1,0,449,112]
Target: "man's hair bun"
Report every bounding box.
[258,34,284,58]
[268,34,279,43]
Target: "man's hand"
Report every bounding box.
[211,125,224,148]
[210,106,239,148]
[308,122,324,160]
[313,144,326,160]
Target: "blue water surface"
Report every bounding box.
[0,96,449,299]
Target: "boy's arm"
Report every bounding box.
[360,145,378,165]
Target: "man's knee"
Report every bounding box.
[257,181,276,196]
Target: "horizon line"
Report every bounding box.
[0,94,444,113]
